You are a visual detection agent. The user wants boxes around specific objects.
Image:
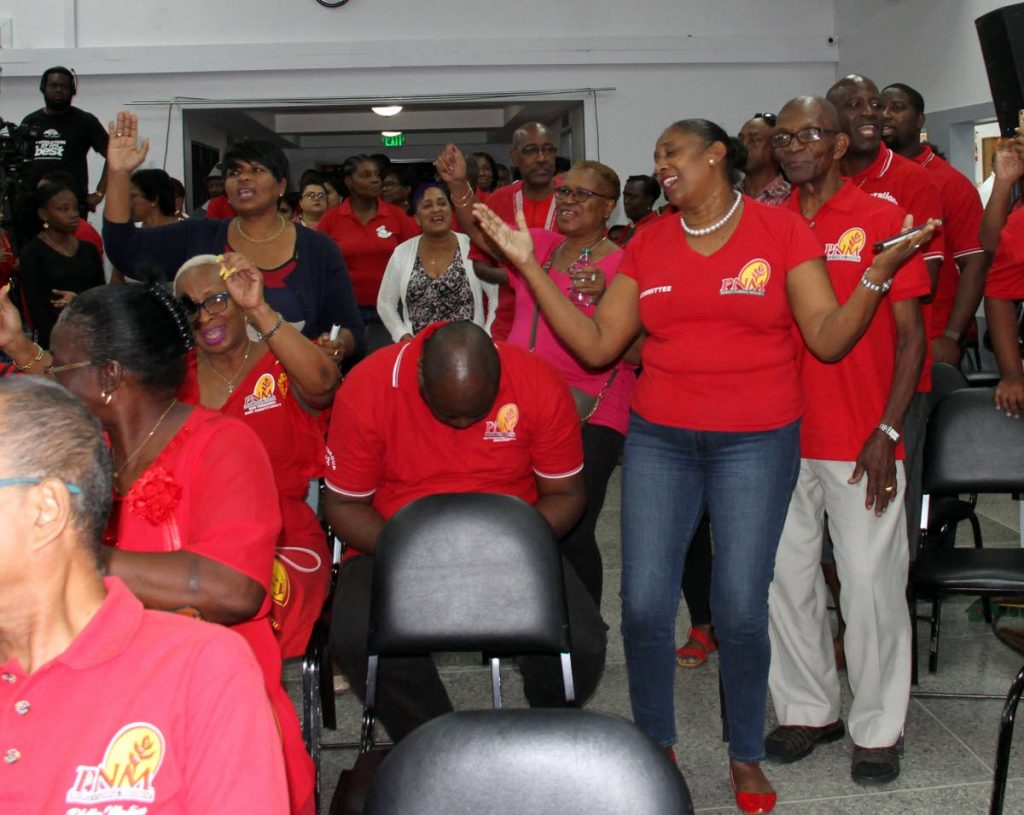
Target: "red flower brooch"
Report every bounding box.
[125,466,183,525]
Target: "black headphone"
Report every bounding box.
[39,66,78,96]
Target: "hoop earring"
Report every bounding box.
[101,390,112,405]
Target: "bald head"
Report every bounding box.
[512,122,555,150]
[773,96,848,187]
[825,73,883,158]
[510,122,557,190]
[826,74,879,106]
[419,321,501,429]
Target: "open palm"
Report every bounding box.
[106,111,150,174]
[473,205,536,268]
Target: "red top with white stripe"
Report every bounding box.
[324,322,583,526]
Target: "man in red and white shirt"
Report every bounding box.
[827,74,944,544]
[0,376,289,815]
[467,123,562,340]
[765,97,928,784]
[323,320,606,741]
[881,82,988,367]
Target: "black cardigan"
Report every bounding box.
[103,218,363,344]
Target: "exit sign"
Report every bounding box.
[381,133,405,147]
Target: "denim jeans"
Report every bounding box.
[620,412,801,762]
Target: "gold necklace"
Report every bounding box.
[113,399,178,481]
[235,215,287,245]
[201,340,252,394]
[41,232,76,257]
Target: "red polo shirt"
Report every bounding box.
[317,199,418,306]
[785,182,930,461]
[470,180,560,340]
[985,206,1024,299]
[850,144,945,391]
[912,145,984,338]
[75,220,104,258]
[324,324,583,524]
[204,194,237,220]
[619,197,823,432]
[0,578,289,814]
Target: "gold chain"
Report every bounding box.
[235,215,287,245]
[200,340,253,394]
[113,399,178,481]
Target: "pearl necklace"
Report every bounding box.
[679,191,742,237]
[235,215,287,245]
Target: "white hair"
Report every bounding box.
[172,254,221,293]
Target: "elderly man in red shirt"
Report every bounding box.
[0,376,289,814]
[765,96,929,785]
[323,320,607,742]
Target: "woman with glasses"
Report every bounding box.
[173,252,339,659]
[102,112,362,364]
[381,167,414,214]
[469,118,933,814]
[0,280,316,815]
[437,148,635,607]
[377,183,497,343]
[295,180,329,230]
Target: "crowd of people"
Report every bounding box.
[1,62,1020,815]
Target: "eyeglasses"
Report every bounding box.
[517,145,558,158]
[769,127,838,149]
[554,185,614,203]
[179,292,231,322]
[0,477,81,494]
[302,192,326,201]
[45,360,93,378]
[753,112,777,125]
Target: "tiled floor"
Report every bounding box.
[284,480,1024,814]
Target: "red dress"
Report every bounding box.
[104,407,315,815]
[179,350,331,658]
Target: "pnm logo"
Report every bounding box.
[65,723,165,805]
[720,258,771,296]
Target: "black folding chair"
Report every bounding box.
[365,709,693,815]
[360,492,576,754]
[905,387,1024,814]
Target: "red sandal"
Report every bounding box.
[676,626,718,668]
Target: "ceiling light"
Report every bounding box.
[381,130,403,137]
[372,105,403,117]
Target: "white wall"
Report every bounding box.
[835,0,1007,114]
[0,0,840,216]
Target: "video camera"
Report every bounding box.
[0,117,42,248]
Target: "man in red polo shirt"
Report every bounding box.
[466,123,561,340]
[765,96,929,784]
[881,82,988,367]
[609,174,661,245]
[827,74,944,546]
[323,320,606,742]
[0,376,289,814]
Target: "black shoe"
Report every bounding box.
[850,744,901,785]
[765,720,845,763]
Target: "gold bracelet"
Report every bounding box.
[15,343,44,372]
[451,185,474,206]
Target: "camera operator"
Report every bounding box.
[21,67,108,217]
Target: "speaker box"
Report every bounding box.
[977,4,1024,136]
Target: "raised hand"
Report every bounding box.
[434,144,468,185]
[106,111,150,175]
[220,252,265,313]
[993,131,1024,185]
[0,283,25,349]
[473,205,536,269]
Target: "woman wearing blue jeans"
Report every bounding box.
[470,118,933,814]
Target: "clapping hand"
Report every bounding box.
[106,111,150,175]
[473,205,536,269]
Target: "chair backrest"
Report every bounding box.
[929,362,968,413]
[923,388,1024,496]
[368,493,570,656]
[365,709,695,815]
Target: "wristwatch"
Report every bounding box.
[859,268,892,294]
[877,423,900,443]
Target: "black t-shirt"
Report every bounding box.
[21,106,108,200]
[18,236,105,347]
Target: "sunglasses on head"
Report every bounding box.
[753,112,777,125]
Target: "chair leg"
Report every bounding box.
[990,663,1024,815]
[318,625,337,731]
[929,599,942,674]
[718,670,729,743]
[909,589,919,686]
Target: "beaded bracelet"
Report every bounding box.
[15,343,44,372]
[254,313,284,343]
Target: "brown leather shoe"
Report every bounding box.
[851,744,900,784]
[765,720,845,763]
